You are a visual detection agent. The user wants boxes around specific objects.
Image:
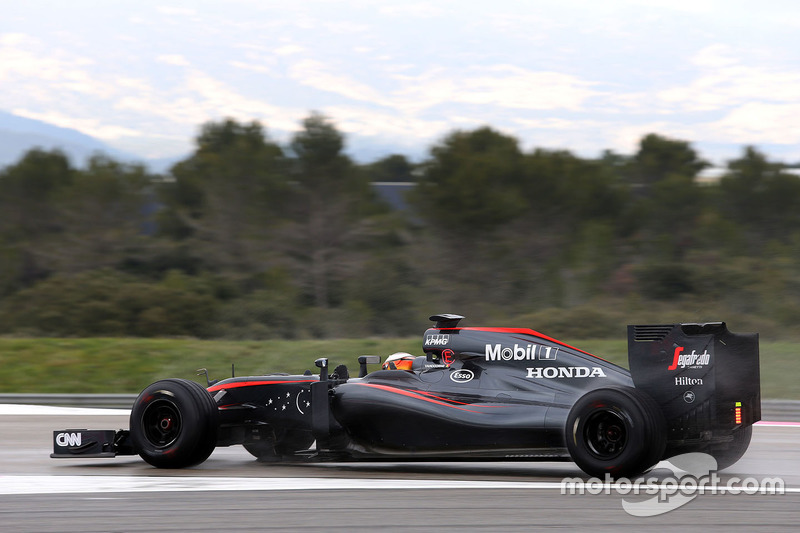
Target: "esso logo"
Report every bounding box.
[442,349,455,365]
[450,369,474,383]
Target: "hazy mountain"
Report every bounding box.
[0,111,160,171]
[0,110,418,175]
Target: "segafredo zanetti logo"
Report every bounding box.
[668,347,711,370]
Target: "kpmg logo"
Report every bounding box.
[425,334,450,347]
[485,344,558,361]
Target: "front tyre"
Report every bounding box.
[130,379,219,468]
[566,387,666,478]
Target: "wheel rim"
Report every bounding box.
[141,399,182,448]
[584,408,627,459]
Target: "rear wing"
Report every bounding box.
[627,323,760,435]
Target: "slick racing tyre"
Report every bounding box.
[566,387,666,478]
[710,424,752,471]
[130,378,219,468]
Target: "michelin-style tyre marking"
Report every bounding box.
[130,378,218,469]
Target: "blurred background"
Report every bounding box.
[1,2,800,393]
[3,119,800,341]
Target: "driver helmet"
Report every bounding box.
[382,352,415,370]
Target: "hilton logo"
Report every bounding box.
[675,377,703,386]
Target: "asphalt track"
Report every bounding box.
[1,405,799,532]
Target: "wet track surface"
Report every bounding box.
[1,409,799,531]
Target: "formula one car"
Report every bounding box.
[52,314,760,478]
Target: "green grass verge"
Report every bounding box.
[0,338,421,394]
[0,337,797,399]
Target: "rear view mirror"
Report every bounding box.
[357,355,381,377]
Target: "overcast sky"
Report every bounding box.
[2,0,800,165]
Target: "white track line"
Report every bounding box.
[0,476,549,495]
[2,405,797,496]
[0,404,130,416]
[2,404,799,425]
[1,476,796,496]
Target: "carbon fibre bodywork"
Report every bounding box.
[53,314,760,475]
[324,329,632,458]
[205,316,759,462]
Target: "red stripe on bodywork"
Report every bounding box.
[408,389,472,405]
[355,383,485,413]
[409,389,509,408]
[434,326,608,362]
[207,379,315,392]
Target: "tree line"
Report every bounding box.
[2,112,800,339]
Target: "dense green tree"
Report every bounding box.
[0,149,73,227]
[161,119,288,273]
[281,112,387,309]
[521,149,628,226]
[718,147,800,241]
[49,155,154,273]
[211,267,301,339]
[0,269,216,337]
[3,120,800,340]
[364,154,416,182]
[625,134,710,266]
[629,133,709,187]
[413,127,527,233]
[0,149,75,292]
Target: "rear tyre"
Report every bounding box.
[130,379,219,468]
[710,425,752,470]
[566,387,666,478]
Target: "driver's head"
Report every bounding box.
[382,352,415,370]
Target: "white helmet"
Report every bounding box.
[382,352,415,370]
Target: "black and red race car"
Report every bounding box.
[52,314,760,478]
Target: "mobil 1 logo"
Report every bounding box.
[485,343,559,362]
